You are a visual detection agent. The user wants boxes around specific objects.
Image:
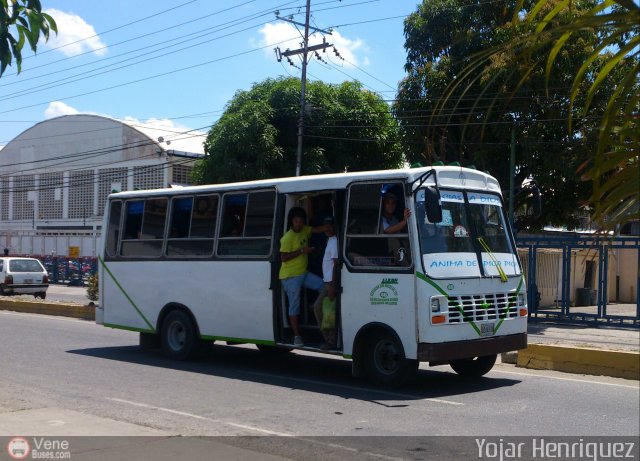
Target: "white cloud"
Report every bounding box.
[122,116,202,136]
[44,101,79,118]
[257,22,367,67]
[43,9,107,57]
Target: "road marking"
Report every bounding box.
[107,397,410,460]
[107,397,291,436]
[244,371,463,406]
[491,369,639,389]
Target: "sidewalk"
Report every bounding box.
[509,319,640,380]
[527,320,640,353]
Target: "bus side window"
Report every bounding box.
[166,195,218,257]
[121,198,167,257]
[106,200,122,257]
[217,191,275,257]
[345,182,412,269]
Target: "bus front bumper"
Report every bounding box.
[418,333,527,362]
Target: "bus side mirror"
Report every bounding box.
[425,187,443,223]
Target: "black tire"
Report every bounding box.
[362,330,417,386]
[256,344,292,354]
[0,284,8,296]
[37,292,46,299]
[139,332,161,350]
[449,354,497,378]
[160,309,202,360]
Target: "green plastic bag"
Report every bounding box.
[321,297,336,330]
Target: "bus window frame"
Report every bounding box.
[165,193,220,259]
[343,180,414,274]
[106,199,123,258]
[415,187,521,280]
[215,188,276,259]
[119,197,170,259]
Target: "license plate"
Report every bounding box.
[24,279,33,284]
[480,322,495,337]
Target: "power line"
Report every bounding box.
[0,35,301,115]
[1,1,306,97]
[8,0,200,68]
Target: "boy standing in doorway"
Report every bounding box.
[314,216,339,350]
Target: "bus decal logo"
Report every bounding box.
[370,279,399,306]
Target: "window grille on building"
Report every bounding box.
[69,170,95,219]
[13,175,35,220]
[98,168,128,216]
[133,164,164,191]
[38,171,64,220]
[0,177,8,221]
[172,164,192,185]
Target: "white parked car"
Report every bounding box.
[0,257,49,299]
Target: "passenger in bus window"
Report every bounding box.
[381,192,412,266]
[313,216,339,350]
[380,192,411,234]
[279,207,329,347]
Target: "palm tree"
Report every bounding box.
[440,0,638,231]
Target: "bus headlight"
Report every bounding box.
[518,293,526,307]
[430,296,447,312]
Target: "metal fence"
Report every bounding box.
[516,235,639,326]
[11,254,98,286]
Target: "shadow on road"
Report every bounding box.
[67,343,520,402]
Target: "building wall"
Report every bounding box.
[0,115,197,257]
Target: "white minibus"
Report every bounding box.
[97,166,527,385]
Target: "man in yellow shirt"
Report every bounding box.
[280,207,328,347]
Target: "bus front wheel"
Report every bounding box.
[449,354,497,378]
[363,331,417,386]
[160,309,202,360]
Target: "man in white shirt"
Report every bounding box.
[313,216,339,350]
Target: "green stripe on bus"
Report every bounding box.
[200,335,275,346]
[98,255,154,331]
[494,276,525,334]
[415,271,448,296]
[104,322,155,334]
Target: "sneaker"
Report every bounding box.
[293,336,304,347]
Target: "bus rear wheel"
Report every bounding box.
[160,309,202,360]
[449,354,497,378]
[363,331,417,386]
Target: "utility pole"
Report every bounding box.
[509,125,516,227]
[274,1,332,176]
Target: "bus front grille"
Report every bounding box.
[447,293,520,324]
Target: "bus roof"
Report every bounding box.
[108,166,502,199]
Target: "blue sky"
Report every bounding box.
[0,0,417,150]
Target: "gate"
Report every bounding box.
[516,235,639,326]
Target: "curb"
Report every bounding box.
[0,299,95,321]
[515,343,640,380]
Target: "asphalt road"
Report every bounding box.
[0,311,638,460]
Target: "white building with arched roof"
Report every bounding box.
[0,114,204,257]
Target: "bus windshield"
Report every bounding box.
[415,189,520,279]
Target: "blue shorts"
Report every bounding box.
[282,272,324,316]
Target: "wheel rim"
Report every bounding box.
[373,339,401,375]
[167,320,187,351]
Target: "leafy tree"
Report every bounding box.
[1,0,57,77]
[193,77,404,184]
[395,0,623,230]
